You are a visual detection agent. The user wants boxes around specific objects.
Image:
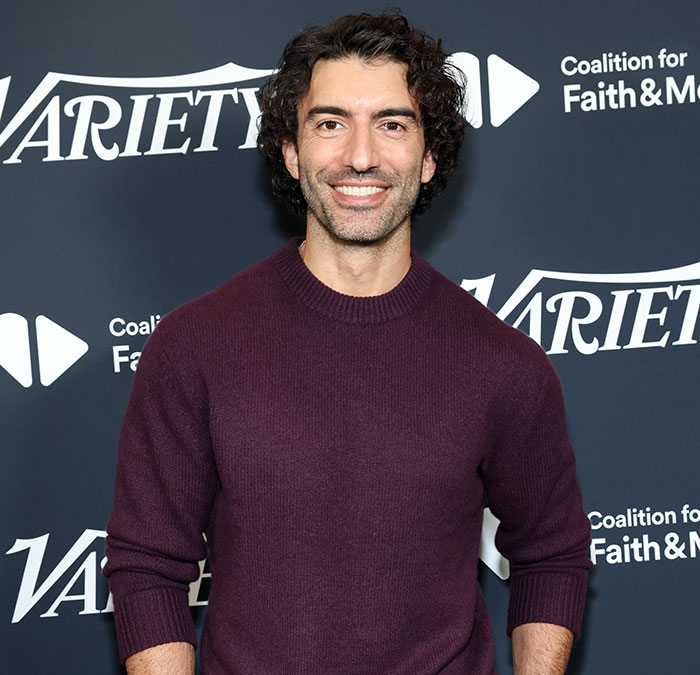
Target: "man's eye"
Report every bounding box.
[383,121,405,132]
[320,120,339,130]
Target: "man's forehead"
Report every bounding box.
[300,56,417,113]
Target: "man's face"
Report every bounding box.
[282,57,436,244]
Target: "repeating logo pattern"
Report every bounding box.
[4,518,509,624]
[0,53,540,165]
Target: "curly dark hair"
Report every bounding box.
[257,11,466,217]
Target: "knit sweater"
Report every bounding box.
[104,237,591,674]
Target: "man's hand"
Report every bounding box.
[125,641,194,675]
[512,622,574,675]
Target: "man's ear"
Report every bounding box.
[421,149,437,184]
[281,139,300,180]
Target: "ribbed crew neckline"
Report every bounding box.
[274,236,434,325]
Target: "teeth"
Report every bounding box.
[333,185,386,196]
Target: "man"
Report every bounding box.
[105,12,591,675]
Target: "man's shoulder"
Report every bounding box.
[151,242,287,350]
[427,264,552,375]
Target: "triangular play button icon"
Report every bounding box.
[35,315,88,386]
[0,313,33,387]
[487,54,540,127]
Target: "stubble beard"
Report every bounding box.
[298,165,423,245]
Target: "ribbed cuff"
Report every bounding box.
[507,572,588,639]
[114,587,197,664]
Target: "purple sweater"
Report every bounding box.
[105,238,591,674]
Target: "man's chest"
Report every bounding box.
[204,333,494,533]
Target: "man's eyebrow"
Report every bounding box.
[304,105,418,122]
[372,107,417,122]
[305,105,349,119]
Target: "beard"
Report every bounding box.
[298,165,423,245]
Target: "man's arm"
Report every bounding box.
[104,322,217,664]
[512,622,573,675]
[125,642,195,675]
[481,345,592,645]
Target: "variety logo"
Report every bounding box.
[0,63,273,164]
[6,530,112,623]
[0,52,539,165]
[0,314,88,387]
[6,530,211,623]
[462,261,700,355]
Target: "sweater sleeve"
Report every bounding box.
[103,322,218,663]
[481,348,592,639]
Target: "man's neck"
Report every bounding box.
[300,221,412,297]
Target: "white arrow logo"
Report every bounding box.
[479,507,510,579]
[447,52,484,128]
[448,52,540,128]
[35,315,89,386]
[0,313,88,387]
[487,55,540,127]
[0,313,32,387]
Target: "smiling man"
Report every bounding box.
[280,56,435,297]
[105,12,591,675]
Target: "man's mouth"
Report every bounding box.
[332,185,388,196]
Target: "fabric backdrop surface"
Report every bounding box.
[1,2,698,673]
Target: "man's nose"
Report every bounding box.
[342,126,378,173]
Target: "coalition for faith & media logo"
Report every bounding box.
[462,260,700,355]
[560,46,699,114]
[0,53,538,165]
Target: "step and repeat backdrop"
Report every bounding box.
[1,2,698,673]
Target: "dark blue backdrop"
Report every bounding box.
[2,2,699,672]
